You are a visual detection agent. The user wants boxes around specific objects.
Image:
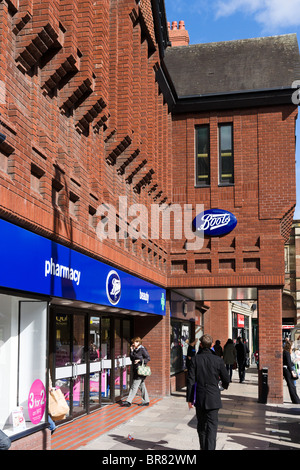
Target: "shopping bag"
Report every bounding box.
[137,361,151,376]
[49,388,69,421]
[192,382,197,405]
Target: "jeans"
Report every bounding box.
[238,360,246,382]
[48,416,56,432]
[226,364,233,381]
[127,377,149,404]
[0,430,11,450]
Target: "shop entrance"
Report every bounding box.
[50,309,132,422]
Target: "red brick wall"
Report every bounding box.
[204,301,229,347]
[170,106,297,289]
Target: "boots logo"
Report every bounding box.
[193,208,237,236]
[106,270,121,305]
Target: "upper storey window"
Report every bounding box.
[195,125,210,186]
[219,123,234,185]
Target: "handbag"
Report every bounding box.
[49,388,69,421]
[137,360,151,376]
[291,370,299,380]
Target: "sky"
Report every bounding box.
[164,0,300,218]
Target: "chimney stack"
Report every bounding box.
[168,20,190,47]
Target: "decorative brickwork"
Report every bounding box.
[0,0,170,287]
[170,107,297,288]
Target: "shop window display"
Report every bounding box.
[170,320,191,374]
[0,294,47,437]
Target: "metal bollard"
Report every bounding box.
[258,367,269,403]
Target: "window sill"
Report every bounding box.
[10,423,49,442]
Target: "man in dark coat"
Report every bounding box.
[235,336,247,383]
[187,334,230,450]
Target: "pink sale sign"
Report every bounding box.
[28,380,46,425]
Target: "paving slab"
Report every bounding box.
[78,367,300,451]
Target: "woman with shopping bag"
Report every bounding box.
[48,372,69,426]
[121,337,150,407]
[49,387,70,421]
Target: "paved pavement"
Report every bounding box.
[78,367,300,451]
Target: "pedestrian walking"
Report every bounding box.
[186,339,198,369]
[121,337,150,407]
[223,338,237,382]
[187,334,230,450]
[213,340,223,357]
[283,340,300,404]
[235,337,247,383]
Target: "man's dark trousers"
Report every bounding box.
[196,407,219,450]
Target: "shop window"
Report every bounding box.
[219,123,234,185]
[232,311,250,343]
[170,320,191,374]
[195,125,210,186]
[0,294,47,437]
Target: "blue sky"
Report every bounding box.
[164,0,300,218]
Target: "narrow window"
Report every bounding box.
[195,126,210,186]
[219,123,234,184]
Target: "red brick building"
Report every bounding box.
[163,34,299,404]
[0,0,298,449]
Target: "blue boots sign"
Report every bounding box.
[193,208,237,236]
[106,270,122,305]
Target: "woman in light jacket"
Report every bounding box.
[223,339,237,382]
[121,336,150,407]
